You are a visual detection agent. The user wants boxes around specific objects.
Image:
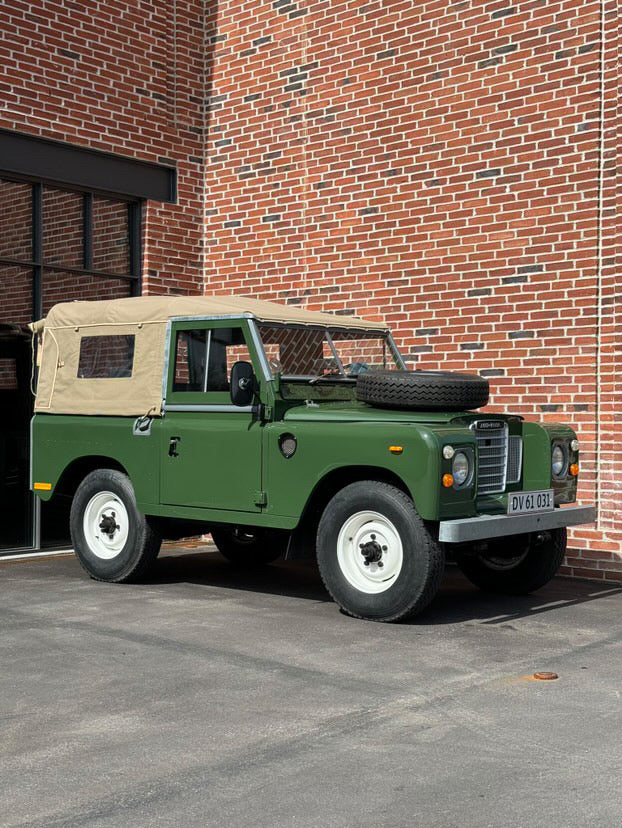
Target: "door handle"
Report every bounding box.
[168,436,181,457]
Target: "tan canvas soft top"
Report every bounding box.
[30,295,386,416]
[30,294,385,333]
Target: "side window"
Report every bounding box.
[78,335,135,378]
[173,329,208,391]
[172,327,252,394]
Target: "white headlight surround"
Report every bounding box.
[452,451,471,487]
[551,443,568,478]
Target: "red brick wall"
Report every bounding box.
[202,0,620,579]
[0,0,207,294]
[1,1,619,577]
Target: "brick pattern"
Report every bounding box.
[0,0,207,295]
[202,0,620,579]
[92,197,131,275]
[0,1,619,577]
[42,188,84,268]
[41,271,130,316]
[0,181,32,260]
[0,266,32,326]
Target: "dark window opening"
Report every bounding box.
[0,173,143,553]
[0,176,142,323]
[78,335,135,379]
[173,328,252,394]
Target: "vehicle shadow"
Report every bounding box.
[153,546,622,625]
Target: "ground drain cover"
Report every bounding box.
[533,671,559,681]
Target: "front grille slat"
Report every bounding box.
[471,420,509,495]
[507,434,523,483]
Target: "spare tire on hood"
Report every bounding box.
[355,370,489,411]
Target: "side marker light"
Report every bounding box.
[389,446,403,455]
[33,482,52,491]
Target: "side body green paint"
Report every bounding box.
[31,414,160,505]
[31,314,579,528]
[31,405,578,528]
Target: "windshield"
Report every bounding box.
[257,324,403,381]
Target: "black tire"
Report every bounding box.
[70,469,161,583]
[316,481,444,622]
[211,526,289,566]
[356,370,489,411]
[456,528,567,595]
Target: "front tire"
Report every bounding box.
[456,528,567,594]
[317,481,444,622]
[70,469,161,583]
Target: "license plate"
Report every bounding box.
[507,489,554,515]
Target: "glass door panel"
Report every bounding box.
[0,282,34,550]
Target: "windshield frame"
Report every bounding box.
[253,321,406,382]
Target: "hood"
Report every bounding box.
[283,401,466,424]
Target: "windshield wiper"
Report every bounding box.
[308,375,354,384]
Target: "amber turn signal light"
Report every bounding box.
[570,463,579,476]
[389,446,403,455]
[442,474,454,488]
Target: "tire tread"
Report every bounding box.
[356,370,489,411]
[317,481,444,622]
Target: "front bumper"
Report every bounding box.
[439,505,596,544]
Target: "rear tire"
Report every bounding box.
[316,481,444,622]
[70,469,161,583]
[456,528,567,594]
[211,526,289,566]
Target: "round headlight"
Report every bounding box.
[452,451,470,487]
[552,444,567,477]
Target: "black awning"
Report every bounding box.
[0,129,176,202]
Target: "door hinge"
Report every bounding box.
[254,490,268,507]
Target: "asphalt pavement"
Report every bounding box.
[1,545,621,828]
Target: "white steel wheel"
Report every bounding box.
[316,481,445,622]
[70,469,161,583]
[336,511,404,594]
[82,490,130,559]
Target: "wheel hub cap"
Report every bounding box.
[83,491,129,560]
[98,512,120,537]
[337,511,404,594]
[359,536,384,566]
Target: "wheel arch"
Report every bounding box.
[287,464,414,559]
[52,455,130,501]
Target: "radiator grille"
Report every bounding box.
[507,434,523,484]
[471,421,508,495]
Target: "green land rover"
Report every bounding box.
[30,295,595,622]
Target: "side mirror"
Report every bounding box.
[230,361,256,407]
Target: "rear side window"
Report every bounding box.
[78,335,135,378]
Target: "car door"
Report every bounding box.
[160,319,263,513]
